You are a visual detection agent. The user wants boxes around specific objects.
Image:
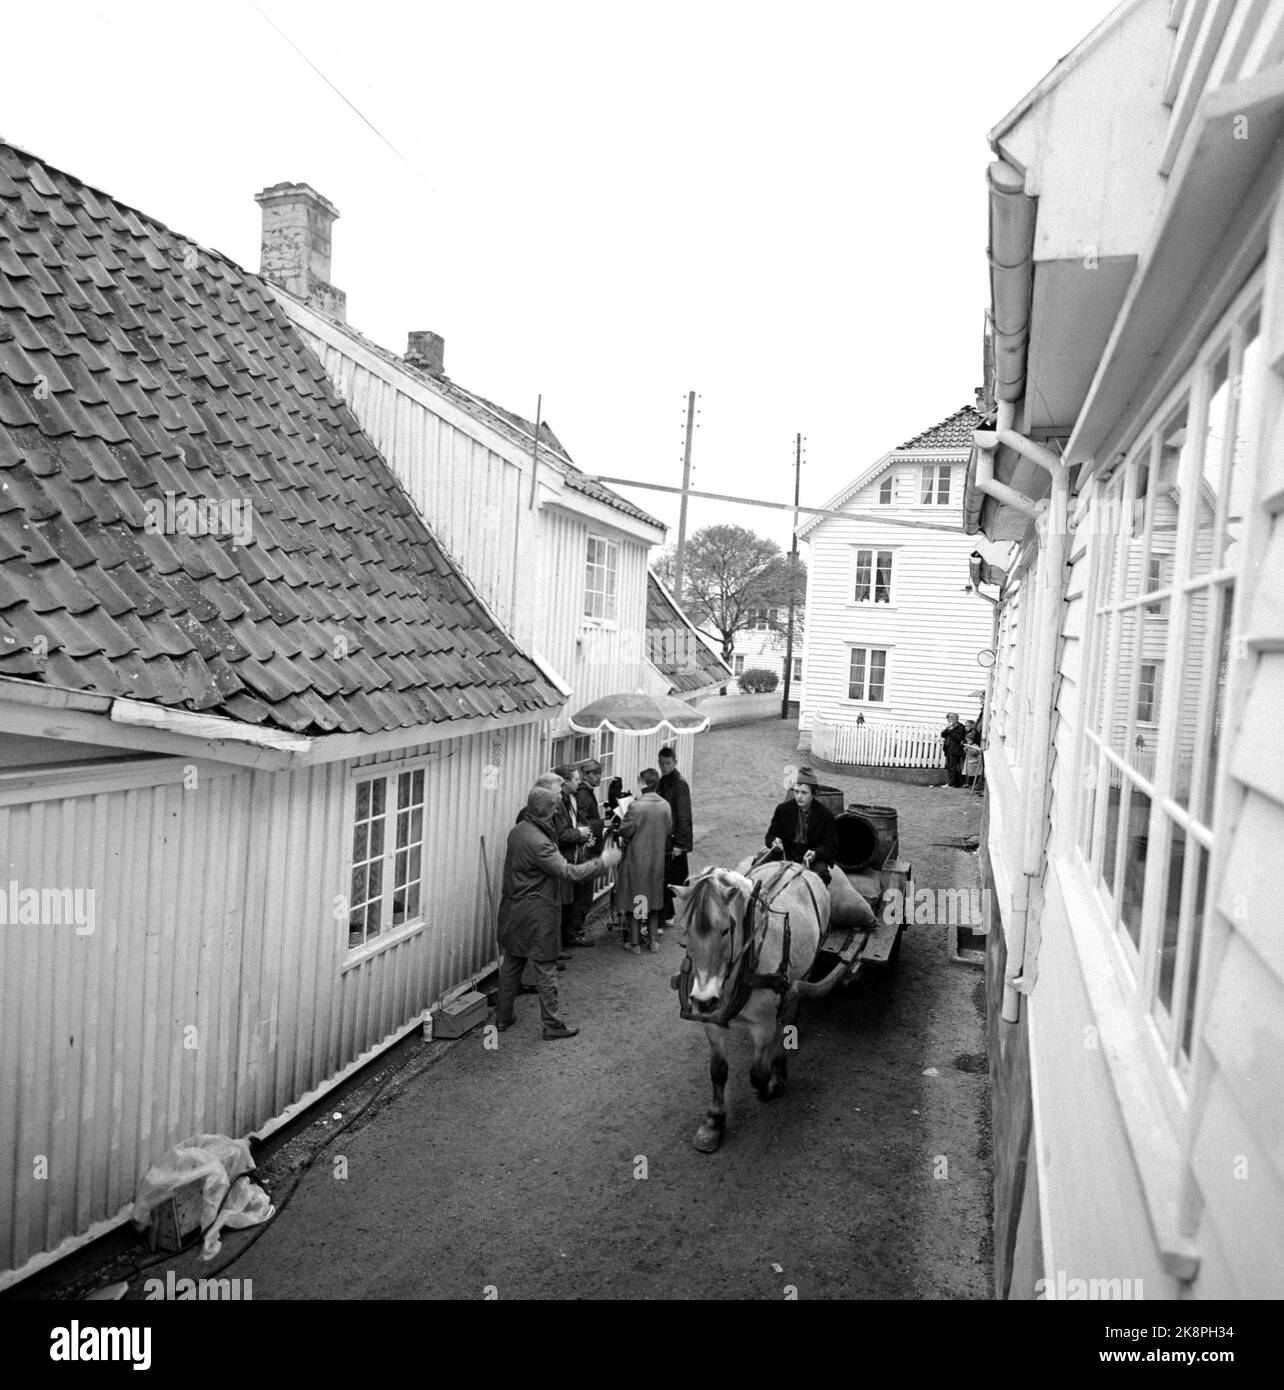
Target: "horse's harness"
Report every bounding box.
[673,862,822,1029]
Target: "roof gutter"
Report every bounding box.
[988,160,1036,405]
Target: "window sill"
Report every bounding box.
[1048,852,1200,1281]
[341,915,430,973]
[579,619,620,632]
[845,603,899,612]
[838,699,887,707]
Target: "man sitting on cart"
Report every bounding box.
[764,767,838,884]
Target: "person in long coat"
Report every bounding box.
[941,712,967,788]
[657,746,693,921]
[765,766,838,875]
[613,769,672,953]
[496,786,620,1039]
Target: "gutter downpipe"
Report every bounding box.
[986,400,1069,1023]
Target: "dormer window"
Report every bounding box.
[921,464,952,505]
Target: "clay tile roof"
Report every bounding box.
[645,571,732,694]
[894,404,982,453]
[0,142,563,736]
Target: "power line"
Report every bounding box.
[245,0,433,192]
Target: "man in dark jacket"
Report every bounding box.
[496,786,620,1039]
[765,766,837,876]
[941,712,967,788]
[554,763,596,946]
[570,757,606,943]
[657,746,693,921]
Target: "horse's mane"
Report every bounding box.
[680,869,744,936]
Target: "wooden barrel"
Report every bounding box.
[814,785,844,818]
[835,803,899,871]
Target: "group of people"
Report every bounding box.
[493,747,693,1040]
[940,712,983,790]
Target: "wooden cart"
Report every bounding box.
[809,798,908,987]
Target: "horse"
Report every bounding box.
[671,859,840,1153]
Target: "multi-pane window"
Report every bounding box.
[791,656,803,682]
[584,535,619,620]
[920,464,952,505]
[878,473,894,504]
[349,766,427,950]
[847,646,888,702]
[747,607,779,630]
[551,733,593,769]
[733,654,746,676]
[853,548,893,603]
[1077,283,1261,1074]
[1136,662,1161,723]
[598,730,615,780]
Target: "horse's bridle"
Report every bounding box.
[673,863,818,1028]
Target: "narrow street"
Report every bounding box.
[25,717,991,1303]
[148,718,990,1301]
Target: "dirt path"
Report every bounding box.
[30,720,993,1301]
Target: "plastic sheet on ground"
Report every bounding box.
[131,1134,276,1260]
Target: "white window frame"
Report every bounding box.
[345,754,435,966]
[843,644,890,704]
[1136,659,1162,725]
[791,655,803,683]
[920,463,953,505]
[878,472,894,505]
[850,546,896,606]
[747,607,779,631]
[1073,275,1262,1095]
[733,654,746,676]
[597,729,616,780]
[584,533,620,624]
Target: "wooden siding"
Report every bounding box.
[290,321,657,757]
[0,721,540,1279]
[299,334,528,636]
[1181,176,1284,1297]
[800,469,993,729]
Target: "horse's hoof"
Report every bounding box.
[693,1126,723,1153]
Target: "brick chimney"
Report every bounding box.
[405,330,446,377]
[254,183,346,322]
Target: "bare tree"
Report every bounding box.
[655,526,806,661]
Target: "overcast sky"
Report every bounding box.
[3,0,1117,552]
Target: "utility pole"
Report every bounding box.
[781,432,802,720]
[672,390,696,602]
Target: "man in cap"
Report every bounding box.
[571,758,607,939]
[656,745,693,921]
[765,766,838,879]
[496,786,621,1039]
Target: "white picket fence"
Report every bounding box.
[811,718,946,769]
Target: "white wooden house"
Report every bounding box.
[721,611,805,700]
[257,188,691,790]
[796,407,995,765]
[970,0,1284,1299]
[0,146,572,1285]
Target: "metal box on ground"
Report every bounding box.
[431,990,488,1039]
[147,1177,205,1253]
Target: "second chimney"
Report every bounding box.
[405,331,445,377]
[254,182,346,322]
